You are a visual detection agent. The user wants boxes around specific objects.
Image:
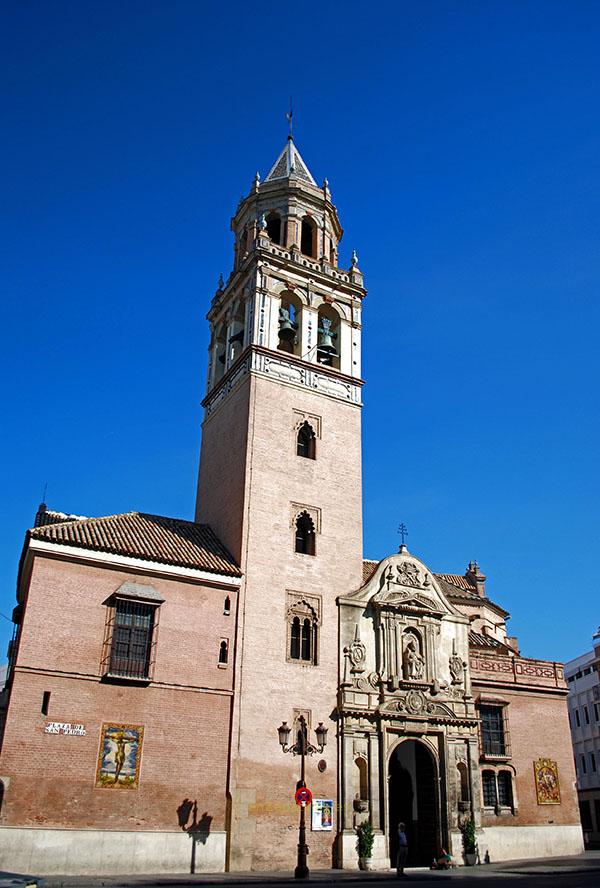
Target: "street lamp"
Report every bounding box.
[277,715,328,879]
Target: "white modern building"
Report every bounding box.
[565,627,600,847]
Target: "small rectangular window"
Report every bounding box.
[591,752,597,773]
[41,691,51,716]
[575,709,581,727]
[584,705,590,724]
[595,703,600,722]
[580,754,587,775]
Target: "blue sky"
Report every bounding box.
[2,1,599,664]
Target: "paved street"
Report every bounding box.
[2,853,599,888]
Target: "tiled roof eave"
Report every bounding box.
[29,511,241,579]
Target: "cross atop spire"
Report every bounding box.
[286,98,293,141]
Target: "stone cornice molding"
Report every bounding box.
[202,345,364,417]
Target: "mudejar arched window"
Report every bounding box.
[297,422,316,459]
[295,511,316,556]
[288,599,318,664]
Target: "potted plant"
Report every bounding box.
[460,816,477,866]
[356,820,375,870]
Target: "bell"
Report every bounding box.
[278,305,298,350]
[317,317,338,365]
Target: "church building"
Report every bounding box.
[0,136,583,875]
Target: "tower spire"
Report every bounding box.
[286,98,293,141]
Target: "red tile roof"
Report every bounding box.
[29,511,241,578]
[436,573,476,592]
[362,559,379,584]
[469,630,503,649]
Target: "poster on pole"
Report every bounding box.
[311,798,333,831]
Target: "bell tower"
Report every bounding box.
[195,136,366,871]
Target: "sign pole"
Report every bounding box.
[295,718,309,879]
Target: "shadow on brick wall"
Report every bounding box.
[177,797,213,874]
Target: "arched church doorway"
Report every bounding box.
[388,739,440,868]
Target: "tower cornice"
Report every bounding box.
[201,343,364,418]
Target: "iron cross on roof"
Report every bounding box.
[398,523,408,547]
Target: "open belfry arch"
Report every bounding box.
[338,546,481,867]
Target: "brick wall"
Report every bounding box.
[476,685,579,828]
[0,552,236,834]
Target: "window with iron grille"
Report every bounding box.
[482,770,497,807]
[480,705,507,756]
[497,771,513,806]
[106,599,156,680]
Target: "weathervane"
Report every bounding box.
[286,98,293,141]
[398,522,408,548]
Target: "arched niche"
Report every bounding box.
[401,627,425,682]
[457,761,469,803]
[355,756,368,801]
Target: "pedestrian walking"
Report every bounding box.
[397,821,408,876]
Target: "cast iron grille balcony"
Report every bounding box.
[108,600,155,679]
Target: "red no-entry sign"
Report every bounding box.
[295,786,313,806]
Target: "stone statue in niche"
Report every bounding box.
[402,635,425,681]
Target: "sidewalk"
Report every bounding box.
[2,852,599,888]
